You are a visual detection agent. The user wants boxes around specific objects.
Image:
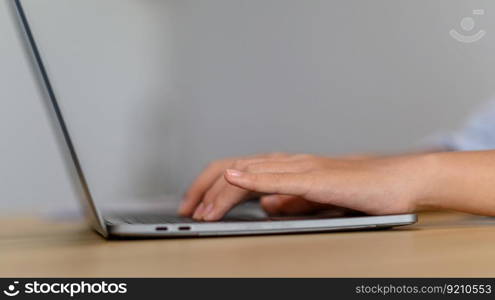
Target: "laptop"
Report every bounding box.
[13,0,416,238]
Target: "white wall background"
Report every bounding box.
[1,0,494,214]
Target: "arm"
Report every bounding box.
[179,151,495,221]
[417,150,495,215]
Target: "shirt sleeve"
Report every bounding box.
[437,100,495,151]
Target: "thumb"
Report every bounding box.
[260,195,324,215]
[224,169,309,197]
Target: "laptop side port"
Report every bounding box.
[178,226,191,231]
[155,227,168,231]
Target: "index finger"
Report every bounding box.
[224,169,310,197]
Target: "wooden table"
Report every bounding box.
[2,212,495,277]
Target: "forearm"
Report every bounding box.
[416,151,495,216]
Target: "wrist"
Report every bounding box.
[408,152,445,211]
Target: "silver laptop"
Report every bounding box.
[14,0,416,238]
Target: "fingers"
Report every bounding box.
[182,153,319,221]
[261,195,319,215]
[191,177,226,219]
[179,161,228,216]
[181,154,295,217]
[261,195,357,217]
[191,171,253,221]
[180,156,273,216]
[244,160,313,174]
[201,185,251,221]
[225,169,310,197]
[196,160,319,220]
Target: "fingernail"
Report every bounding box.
[193,203,205,219]
[226,169,243,177]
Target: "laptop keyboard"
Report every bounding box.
[105,212,344,225]
[106,214,263,225]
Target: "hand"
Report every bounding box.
[179,153,434,221]
[179,152,298,217]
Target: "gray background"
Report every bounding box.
[1,0,494,214]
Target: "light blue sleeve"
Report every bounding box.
[438,100,495,151]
